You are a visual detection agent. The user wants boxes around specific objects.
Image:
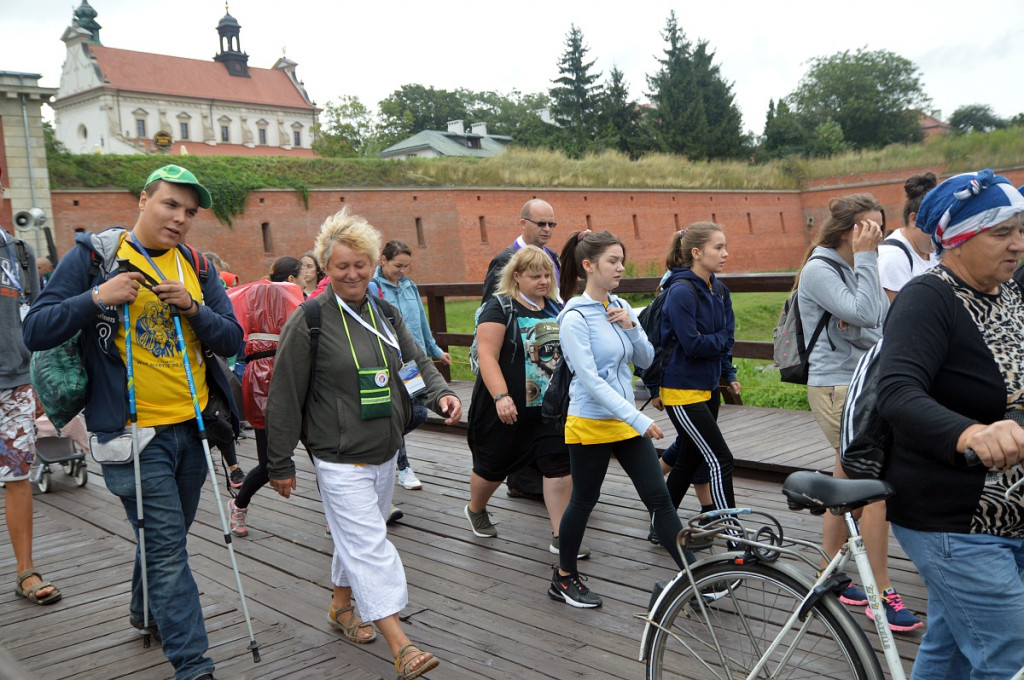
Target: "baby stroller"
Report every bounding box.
[32,414,88,493]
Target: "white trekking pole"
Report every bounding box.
[123,300,153,648]
[169,302,260,663]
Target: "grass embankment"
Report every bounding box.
[438,291,808,411]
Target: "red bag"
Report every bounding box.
[228,281,304,428]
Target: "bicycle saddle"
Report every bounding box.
[782,470,894,514]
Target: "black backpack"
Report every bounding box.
[773,256,845,385]
[541,309,583,426]
[881,238,913,268]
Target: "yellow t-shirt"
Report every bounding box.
[115,239,208,427]
[659,387,712,406]
[564,415,640,445]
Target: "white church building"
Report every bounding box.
[52,1,319,157]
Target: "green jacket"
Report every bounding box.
[266,290,454,478]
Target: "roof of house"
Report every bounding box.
[379,130,512,158]
[64,44,315,110]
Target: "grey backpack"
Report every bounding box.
[773,256,845,384]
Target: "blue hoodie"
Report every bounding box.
[22,228,243,442]
[369,266,443,359]
[558,292,655,436]
[660,268,735,391]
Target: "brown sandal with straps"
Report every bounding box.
[327,604,377,644]
[395,643,439,680]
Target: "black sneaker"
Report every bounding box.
[548,566,602,608]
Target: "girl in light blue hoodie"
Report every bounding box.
[547,230,688,609]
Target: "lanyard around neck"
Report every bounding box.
[0,232,23,294]
[130,232,183,283]
[336,294,400,355]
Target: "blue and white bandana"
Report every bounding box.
[916,169,1024,251]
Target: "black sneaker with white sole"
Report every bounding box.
[548,565,603,608]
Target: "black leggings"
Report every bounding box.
[558,436,687,574]
[234,428,269,510]
[665,401,735,512]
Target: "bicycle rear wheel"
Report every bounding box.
[646,561,883,680]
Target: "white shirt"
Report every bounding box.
[878,229,937,293]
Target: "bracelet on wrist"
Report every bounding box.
[493,392,509,403]
[92,286,111,312]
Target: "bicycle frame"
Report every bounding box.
[638,508,908,680]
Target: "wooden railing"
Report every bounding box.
[419,273,797,390]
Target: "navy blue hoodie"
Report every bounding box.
[659,267,735,391]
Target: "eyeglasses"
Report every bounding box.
[524,218,557,229]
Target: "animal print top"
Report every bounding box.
[933,267,1024,535]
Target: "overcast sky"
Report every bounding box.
[3,0,1023,137]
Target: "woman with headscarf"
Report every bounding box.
[266,208,462,680]
[878,169,1024,678]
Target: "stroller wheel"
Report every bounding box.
[74,464,88,488]
[62,461,74,475]
[37,470,51,494]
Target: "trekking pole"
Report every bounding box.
[122,286,153,648]
[169,303,260,663]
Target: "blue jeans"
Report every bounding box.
[103,423,214,680]
[892,524,1024,680]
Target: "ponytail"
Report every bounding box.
[558,230,625,301]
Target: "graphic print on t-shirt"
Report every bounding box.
[519,317,561,407]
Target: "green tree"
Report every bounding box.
[377,84,469,147]
[549,24,604,156]
[808,119,849,157]
[598,67,649,158]
[949,104,1008,133]
[789,47,929,149]
[645,12,744,160]
[312,95,375,157]
[761,98,809,158]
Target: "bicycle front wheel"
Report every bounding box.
[646,561,883,680]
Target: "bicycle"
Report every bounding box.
[638,470,908,680]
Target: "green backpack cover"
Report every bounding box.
[30,330,87,431]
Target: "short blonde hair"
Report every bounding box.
[313,208,382,270]
[496,245,558,302]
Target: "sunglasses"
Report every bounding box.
[524,218,558,229]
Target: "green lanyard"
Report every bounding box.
[339,299,388,369]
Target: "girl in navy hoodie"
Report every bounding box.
[659,223,737,517]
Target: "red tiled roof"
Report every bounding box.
[79,45,315,110]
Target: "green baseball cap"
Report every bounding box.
[144,164,213,209]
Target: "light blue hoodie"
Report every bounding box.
[558,292,655,436]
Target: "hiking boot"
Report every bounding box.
[464,504,497,537]
[548,566,602,608]
[230,499,248,537]
[387,505,404,526]
[866,587,924,632]
[396,467,422,490]
[228,466,245,489]
[549,534,591,559]
[129,615,162,643]
[839,583,868,606]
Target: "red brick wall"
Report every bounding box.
[50,166,1024,285]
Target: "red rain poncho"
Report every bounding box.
[228,280,304,428]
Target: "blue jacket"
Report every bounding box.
[660,268,735,391]
[369,266,443,359]
[22,228,243,442]
[558,292,655,436]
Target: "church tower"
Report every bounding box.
[73,0,102,45]
[213,3,249,77]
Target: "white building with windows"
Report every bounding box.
[52,2,318,157]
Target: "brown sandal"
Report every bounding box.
[395,643,439,680]
[15,569,61,606]
[327,604,377,644]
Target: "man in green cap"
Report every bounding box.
[24,165,241,680]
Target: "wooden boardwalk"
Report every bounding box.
[0,386,922,680]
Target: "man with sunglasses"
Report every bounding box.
[480,199,561,499]
[481,199,561,304]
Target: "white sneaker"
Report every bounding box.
[230,499,248,537]
[397,467,422,490]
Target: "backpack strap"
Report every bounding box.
[177,243,210,283]
[804,256,847,354]
[301,298,322,402]
[881,237,913,269]
[367,280,383,299]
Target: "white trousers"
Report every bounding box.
[314,453,408,622]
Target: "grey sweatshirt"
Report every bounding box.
[0,228,39,389]
[797,247,887,387]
